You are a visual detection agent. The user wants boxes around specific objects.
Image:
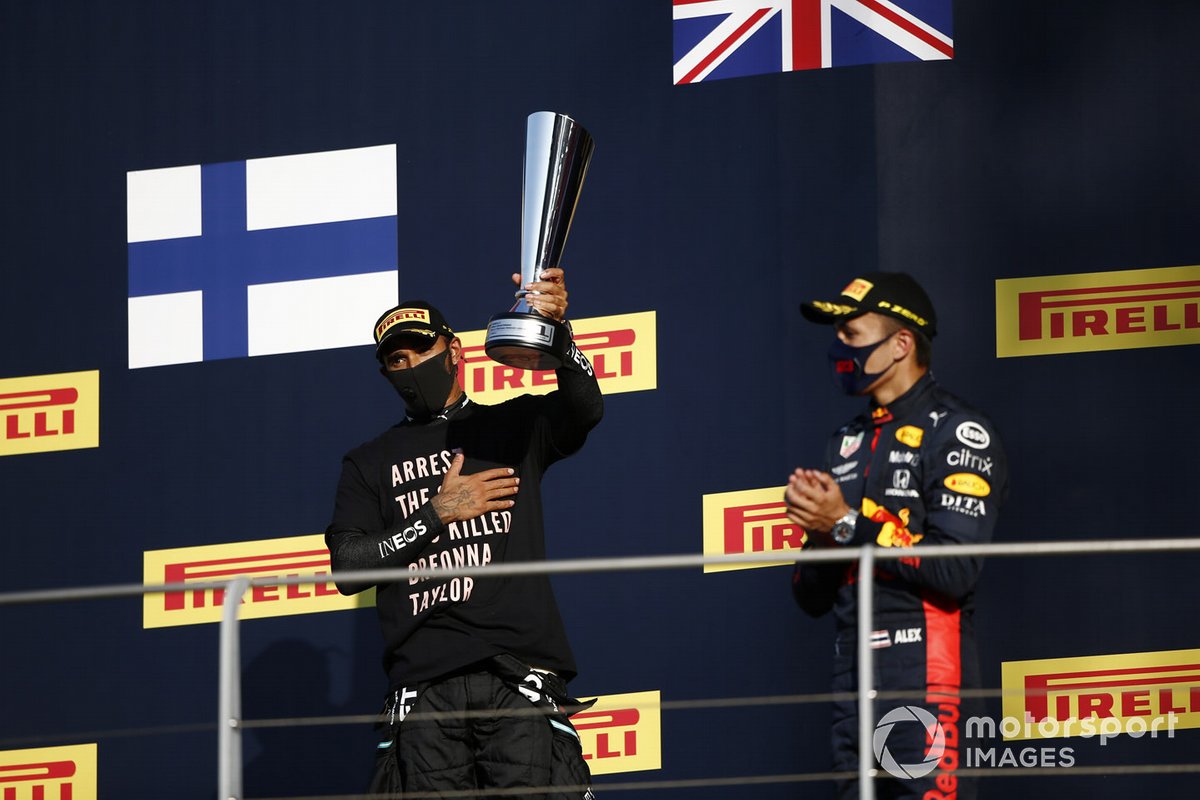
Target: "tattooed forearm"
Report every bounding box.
[432,486,474,523]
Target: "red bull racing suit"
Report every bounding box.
[793,373,1008,799]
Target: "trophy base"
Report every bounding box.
[485,312,570,371]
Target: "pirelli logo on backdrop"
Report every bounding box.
[571,691,661,776]
[0,370,99,457]
[1001,648,1200,740]
[143,534,374,628]
[456,311,657,403]
[701,486,806,573]
[996,264,1200,357]
[0,743,97,800]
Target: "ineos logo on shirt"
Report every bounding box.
[956,421,990,450]
[403,521,426,543]
[379,519,429,558]
[567,342,595,377]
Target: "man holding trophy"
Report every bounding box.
[324,113,601,799]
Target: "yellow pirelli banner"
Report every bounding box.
[456,311,657,402]
[996,264,1200,357]
[1001,648,1200,740]
[143,533,374,628]
[0,743,97,799]
[573,691,662,776]
[0,370,100,457]
[701,486,806,573]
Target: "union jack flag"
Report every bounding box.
[673,0,954,84]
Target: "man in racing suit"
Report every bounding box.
[786,272,1007,800]
[325,267,601,799]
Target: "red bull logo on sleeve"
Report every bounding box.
[862,498,922,567]
[571,691,661,776]
[455,311,657,402]
[143,534,374,628]
[701,486,806,573]
[0,371,100,457]
[863,499,920,548]
[1001,648,1200,740]
[996,264,1200,357]
[0,744,97,800]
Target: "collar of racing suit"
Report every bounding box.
[404,393,471,424]
[867,371,936,426]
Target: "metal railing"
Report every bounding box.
[4,537,1200,800]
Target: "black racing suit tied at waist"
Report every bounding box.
[377,654,597,745]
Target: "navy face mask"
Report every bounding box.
[827,333,895,395]
[386,349,458,422]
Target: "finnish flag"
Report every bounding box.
[126,144,398,369]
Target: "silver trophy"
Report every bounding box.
[485,111,595,370]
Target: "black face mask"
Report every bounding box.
[385,350,458,422]
[827,333,896,395]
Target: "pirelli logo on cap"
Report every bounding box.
[456,311,656,402]
[1001,648,1200,740]
[1,370,99,457]
[701,486,806,573]
[376,308,432,341]
[572,690,661,776]
[842,278,873,301]
[996,264,1200,357]
[0,743,97,800]
[143,534,374,628]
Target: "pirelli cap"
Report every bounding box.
[373,300,456,360]
[800,271,937,338]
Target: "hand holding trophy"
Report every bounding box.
[485,112,595,370]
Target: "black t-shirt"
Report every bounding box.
[327,371,601,686]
